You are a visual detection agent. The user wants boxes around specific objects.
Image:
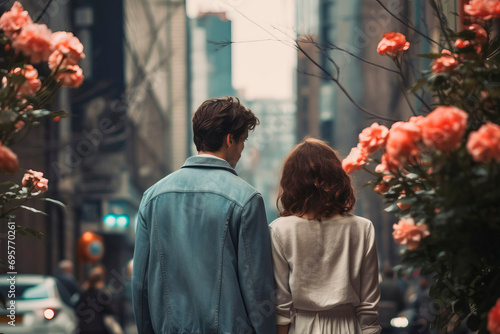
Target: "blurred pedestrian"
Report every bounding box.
[55,259,80,302]
[132,97,276,334]
[76,265,123,334]
[270,138,381,334]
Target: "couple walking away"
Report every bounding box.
[132,97,381,334]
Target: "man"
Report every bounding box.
[132,97,276,334]
[55,259,80,301]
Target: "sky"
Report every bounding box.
[187,0,296,100]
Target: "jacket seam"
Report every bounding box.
[142,189,260,209]
[153,197,173,324]
[240,197,259,305]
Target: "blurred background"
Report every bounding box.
[0,0,467,333]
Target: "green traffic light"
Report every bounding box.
[103,214,130,228]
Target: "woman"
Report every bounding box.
[76,266,122,334]
[270,138,381,334]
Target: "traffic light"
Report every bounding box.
[103,213,130,228]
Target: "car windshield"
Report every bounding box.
[0,281,52,300]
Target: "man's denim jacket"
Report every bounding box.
[132,155,277,334]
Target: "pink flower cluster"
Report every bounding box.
[342,123,388,174]
[2,65,42,97]
[392,218,430,250]
[0,1,85,88]
[432,50,459,74]
[465,0,500,20]
[22,169,49,193]
[342,106,469,175]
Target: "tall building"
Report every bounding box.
[0,0,190,278]
[237,99,296,222]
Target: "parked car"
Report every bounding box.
[0,274,78,334]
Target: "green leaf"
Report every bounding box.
[410,78,427,93]
[384,203,399,213]
[19,205,48,215]
[40,197,66,208]
[417,53,445,59]
[15,225,44,239]
[0,109,18,125]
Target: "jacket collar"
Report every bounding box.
[181,155,238,176]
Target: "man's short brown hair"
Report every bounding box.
[192,97,259,152]
[277,138,356,220]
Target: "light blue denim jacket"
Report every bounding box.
[132,155,276,334]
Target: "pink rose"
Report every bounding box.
[488,298,500,334]
[420,106,468,153]
[11,65,41,96]
[464,0,500,19]
[48,50,64,70]
[51,31,85,66]
[392,218,430,250]
[22,169,49,193]
[342,146,367,174]
[377,32,410,56]
[0,1,33,40]
[12,23,53,63]
[358,122,389,155]
[56,65,84,88]
[432,50,459,74]
[385,121,421,167]
[0,141,19,173]
[466,122,500,163]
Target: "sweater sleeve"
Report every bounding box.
[270,226,294,325]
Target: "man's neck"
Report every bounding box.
[198,151,227,161]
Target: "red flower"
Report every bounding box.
[432,50,459,74]
[468,24,488,43]
[464,0,500,20]
[377,32,410,56]
[0,141,19,173]
[466,122,500,163]
[420,106,468,153]
[455,39,471,48]
[488,298,500,334]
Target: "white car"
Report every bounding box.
[0,274,78,334]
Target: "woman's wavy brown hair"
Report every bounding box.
[277,138,356,221]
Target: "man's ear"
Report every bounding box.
[226,134,233,147]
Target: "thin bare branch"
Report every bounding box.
[375,0,441,46]
[295,42,399,122]
[34,0,56,23]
